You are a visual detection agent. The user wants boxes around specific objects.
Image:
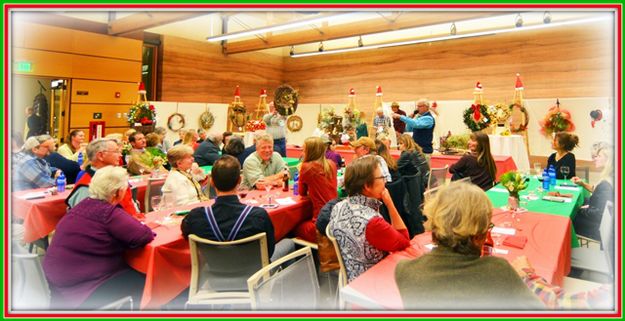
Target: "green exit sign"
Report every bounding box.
[15,61,32,73]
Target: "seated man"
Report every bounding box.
[193,132,222,166]
[66,138,142,219]
[181,155,294,262]
[351,136,392,182]
[13,135,60,191]
[242,133,287,189]
[126,132,164,176]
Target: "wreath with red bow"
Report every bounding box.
[463,103,491,132]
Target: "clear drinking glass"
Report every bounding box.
[264,182,273,204]
[533,162,542,177]
[150,195,162,212]
[560,166,570,180]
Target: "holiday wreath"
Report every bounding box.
[463,103,491,132]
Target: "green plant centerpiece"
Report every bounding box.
[499,170,528,210]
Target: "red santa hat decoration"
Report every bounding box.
[349,88,356,97]
[259,88,267,97]
[376,86,383,96]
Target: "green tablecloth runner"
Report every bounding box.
[486,177,589,248]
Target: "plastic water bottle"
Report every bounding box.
[292,173,299,196]
[77,152,84,166]
[56,171,67,193]
[548,165,557,187]
[542,169,550,191]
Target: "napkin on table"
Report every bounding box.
[503,235,528,249]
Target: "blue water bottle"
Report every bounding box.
[77,152,84,166]
[542,169,550,191]
[56,171,67,193]
[548,165,557,187]
[292,173,299,196]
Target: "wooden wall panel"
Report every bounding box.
[13,48,141,82]
[71,79,139,104]
[15,21,142,61]
[159,35,284,110]
[69,103,131,128]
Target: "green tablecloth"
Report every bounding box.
[486,177,589,248]
[201,157,301,176]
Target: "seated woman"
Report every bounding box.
[376,138,400,181]
[547,132,579,179]
[572,142,614,241]
[57,129,86,162]
[296,137,338,243]
[323,136,343,168]
[42,166,154,309]
[223,136,246,168]
[182,129,199,150]
[449,132,497,191]
[397,134,430,190]
[395,181,543,309]
[161,145,209,207]
[328,156,410,282]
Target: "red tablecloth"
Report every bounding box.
[11,176,151,243]
[125,189,311,309]
[342,209,571,310]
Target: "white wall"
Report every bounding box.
[152,97,614,161]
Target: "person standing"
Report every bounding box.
[390,102,406,138]
[373,107,392,139]
[263,102,287,157]
[393,99,435,162]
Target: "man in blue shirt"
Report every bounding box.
[13,135,61,191]
[393,99,435,162]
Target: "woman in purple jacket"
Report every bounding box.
[43,166,154,309]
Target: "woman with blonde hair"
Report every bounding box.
[449,132,497,190]
[395,181,543,309]
[182,129,199,150]
[397,134,430,189]
[572,142,614,241]
[296,137,338,242]
[161,145,208,207]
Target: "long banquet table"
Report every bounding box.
[341,209,572,310]
[125,189,311,309]
[11,175,152,243]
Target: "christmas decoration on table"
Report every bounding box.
[342,88,362,130]
[252,89,270,120]
[128,82,156,133]
[228,85,249,132]
[509,73,530,133]
[487,103,512,127]
[590,109,603,128]
[318,106,337,131]
[245,119,266,132]
[463,82,491,132]
[274,84,299,116]
[140,147,168,169]
[199,104,215,130]
[539,99,575,137]
[499,170,528,210]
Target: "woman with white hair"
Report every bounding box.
[571,142,614,241]
[161,145,208,207]
[43,166,154,309]
[395,181,543,309]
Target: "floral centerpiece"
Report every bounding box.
[144,146,168,168]
[499,170,528,210]
[127,102,156,126]
[318,106,337,130]
[245,119,266,132]
[539,101,575,137]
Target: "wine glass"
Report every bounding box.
[560,166,570,181]
[237,186,249,201]
[533,162,542,178]
[263,181,273,204]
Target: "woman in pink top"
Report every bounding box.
[296,137,338,243]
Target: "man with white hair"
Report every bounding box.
[393,99,435,161]
[263,101,287,157]
[373,107,392,139]
[65,138,142,219]
[193,131,222,166]
[242,133,287,189]
[13,135,61,191]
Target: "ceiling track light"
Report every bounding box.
[450,22,457,36]
[289,45,295,56]
[318,41,324,52]
[515,13,524,28]
[358,36,364,47]
[290,16,609,58]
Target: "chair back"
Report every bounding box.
[247,247,319,310]
[188,233,269,299]
[12,253,50,310]
[326,225,348,309]
[599,201,614,277]
[456,176,472,183]
[577,166,590,182]
[144,177,166,212]
[384,175,424,237]
[427,165,448,190]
